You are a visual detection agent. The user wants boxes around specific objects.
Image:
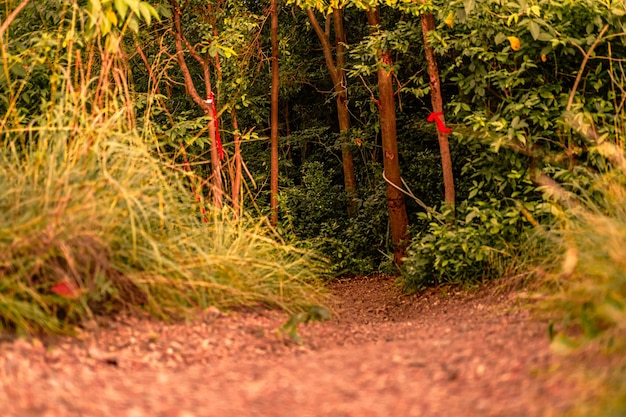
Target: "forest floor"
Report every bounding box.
[0,275,607,416]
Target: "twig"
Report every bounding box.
[381,170,433,214]
[566,24,610,111]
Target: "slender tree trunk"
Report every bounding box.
[333,8,357,214]
[366,8,410,265]
[420,10,455,207]
[170,0,223,208]
[209,9,225,209]
[307,8,357,214]
[270,0,279,226]
[231,109,243,217]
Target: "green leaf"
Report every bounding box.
[127,16,139,33]
[528,20,541,40]
[89,0,102,14]
[494,32,507,45]
[148,3,161,20]
[9,64,27,78]
[138,2,152,26]
[208,42,218,58]
[100,15,111,36]
[537,32,553,41]
[529,5,541,17]
[126,0,140,15]
[114,0,128,18]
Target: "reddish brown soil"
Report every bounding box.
[0,275,591,416]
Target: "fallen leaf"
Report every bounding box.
[51,281,80,299]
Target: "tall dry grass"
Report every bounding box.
[531,110,626,414]
[0,1,329,334]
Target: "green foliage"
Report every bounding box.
[86,0,161,39]
[279,158,391,275]
[349,20,423,76]
[401,134,549,290]
[398,0,626,292]
[280,161,346,236]
[401,198,535,289]
[433,0,626,155]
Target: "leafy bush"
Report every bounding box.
[279,160,391,275]
[401,199,536,290]
[400,133,549,290]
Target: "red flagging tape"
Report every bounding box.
[427,111,452,134]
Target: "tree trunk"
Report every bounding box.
[170,0,223,208]
[333,8,357,215]
[420,10,455,207]
[270,0,279,226]
[307,8,357,215]
[366,8,410,265]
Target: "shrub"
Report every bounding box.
[279,160,391,275]
[400,133,549,290]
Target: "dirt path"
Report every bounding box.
[0,275,587,416]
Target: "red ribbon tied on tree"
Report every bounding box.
[427,111,452,134]
[206,92,225,160]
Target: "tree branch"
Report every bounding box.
[0,0,30,40]
[306,8,340,87]
[566,24,610,111]
[168,0,212,114]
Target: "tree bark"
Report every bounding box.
[270,0,280,226]
[420,10,455,207]
[307,8,357,215]
[366,8,410,265]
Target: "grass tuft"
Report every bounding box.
[0,121,330,333]
[529,118,626,415]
